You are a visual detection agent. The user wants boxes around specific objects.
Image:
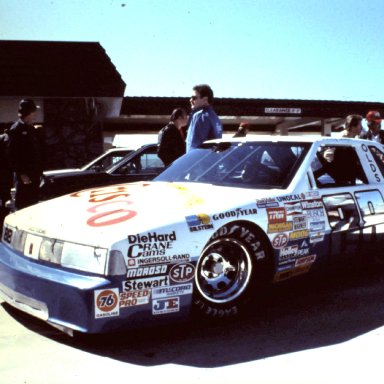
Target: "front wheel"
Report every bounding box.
[193,223,272,318]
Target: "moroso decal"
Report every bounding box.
[126,264,169,278]
[95,288,119,319]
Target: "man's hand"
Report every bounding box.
[20,174,32,184]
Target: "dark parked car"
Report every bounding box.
[40,144,164,200]
[43,147,133,176]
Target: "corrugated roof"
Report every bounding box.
[0,40,126,97]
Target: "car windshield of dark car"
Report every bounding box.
[155,141,310,189]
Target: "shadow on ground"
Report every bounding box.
[4,262,384,368]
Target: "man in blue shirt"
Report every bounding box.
[186,84,222,152]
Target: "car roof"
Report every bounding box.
[205,134,370,145]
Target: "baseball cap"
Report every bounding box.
[366,110,382,123]
[18,99,40,117]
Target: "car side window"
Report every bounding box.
[312,145,368,188]
[114,150,164,175]
[368,146,384,177]
[140,153,164,173]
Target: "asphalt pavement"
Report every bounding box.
[1,263,384,384]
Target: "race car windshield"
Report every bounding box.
[155,141,311,189]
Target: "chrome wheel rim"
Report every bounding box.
[195,238,253,304]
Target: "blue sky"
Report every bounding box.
[0,0,383,101]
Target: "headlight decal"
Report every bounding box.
[61,242,107,274]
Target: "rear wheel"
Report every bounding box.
[193,223,272,318]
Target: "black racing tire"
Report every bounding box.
[193,222,273,318]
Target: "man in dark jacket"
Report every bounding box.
[0,129,13,228]
[157,108,188,166]
[8,99,44,210]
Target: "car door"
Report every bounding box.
[310,144,378,258]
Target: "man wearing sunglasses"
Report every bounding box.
[186,84,222,152]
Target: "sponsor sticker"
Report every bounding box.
[95,288,119,318]
[212,207,257,221]
[126,264,169,278]
[170,263,195,283]
[268,222,293,233]
[293,215,307,230]
[279,245,298,264]
[271,233,289,248]
[123,276,170,292]
[295,255,316,267]
[256,197,279,208]
[267,207,287,224]
[127,231,176,259]
[186,214,214,232]
[152,297,180,315]
[284,202,303,216]
[119,290,150,308]
[289,229,309,240]
[152,283,193,299]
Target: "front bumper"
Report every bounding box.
[0,243,189,334]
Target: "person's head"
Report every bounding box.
[344,114,363,137]
[190,84,214,109]
[366,110,382,134]
[18,99,39,122]
[170,107,188,128]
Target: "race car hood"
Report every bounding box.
[4,181,273,248]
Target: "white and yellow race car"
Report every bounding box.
[1,136,384,335]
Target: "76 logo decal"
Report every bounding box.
[94,288,119,319]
